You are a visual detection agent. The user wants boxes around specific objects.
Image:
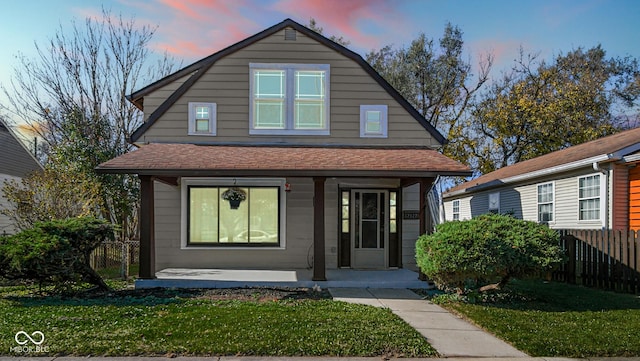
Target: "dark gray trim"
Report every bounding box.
[128,18,447,145]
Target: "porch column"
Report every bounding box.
[139,175,156,279]
[313,177,326,281]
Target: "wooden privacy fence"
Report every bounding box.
[554,229,640,293]
[90,240,140,279]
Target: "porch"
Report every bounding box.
[135,268,433,289]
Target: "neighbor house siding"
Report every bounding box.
[630,166,640,230]
[611,164,628,230]
[137,28,438,148]
[443,167,608,230]
[0,174,19,235]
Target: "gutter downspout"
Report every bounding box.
[592,162,609,230]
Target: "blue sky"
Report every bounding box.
[1,0,639,111]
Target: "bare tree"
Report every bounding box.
[1,9,178,239]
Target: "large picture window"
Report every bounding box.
[250,63,330,135]
[188,186,280,246]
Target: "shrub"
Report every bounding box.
[0,217,115,291]
[416,213,563,293]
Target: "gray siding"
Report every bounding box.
[138,28,439,148]
[0,124,41,178]
[443,166,611,230]
[402,184,419,270]
[0,174,19,234]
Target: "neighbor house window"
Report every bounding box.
[188,186,280,246]
[537,182,554,223]
[188,102,216,135]
[488,192,500,213]
[578,174,601,221]
[452,200,460,220]
[360,105,388,138]
[250,63,330,135]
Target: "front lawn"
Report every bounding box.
[438,280,640,357]
[0,285,436,357]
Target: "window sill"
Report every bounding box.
[181,245,286,250]
[250,129,330,136]
[188,132,217,136]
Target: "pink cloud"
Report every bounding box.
[271,0,408,50]
[148,0,257,59]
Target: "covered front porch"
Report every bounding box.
[96,144,471,286]
[135,268,433,289]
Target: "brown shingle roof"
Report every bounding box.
[96,144,470,177]
[444,127,640,197]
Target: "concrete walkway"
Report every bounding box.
[329,288,528,358]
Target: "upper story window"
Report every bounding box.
[488,192,500,214]
[188,102,216,136]
[250,63,330,135]
[537,182,554,223]
[578,174,601,221]
[360,105,388,138]
[452,200,460,220]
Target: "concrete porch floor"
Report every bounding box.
[135,268,433,289]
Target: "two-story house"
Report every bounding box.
[97,19,470,284]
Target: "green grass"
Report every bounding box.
[0,286,436,357]
[439,280,640,357]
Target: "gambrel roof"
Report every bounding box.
[128,18,447,145]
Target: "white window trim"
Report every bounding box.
[488,192,500,213]
[188,102,217,136]
[536,181,555,224]
[360,105,388,138]
[180,177,287,250]
[249,63,330,136]
[452,199,460,221]
[577,173,603,223]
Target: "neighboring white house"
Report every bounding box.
[442,127,640,230]
[0,119,42,234]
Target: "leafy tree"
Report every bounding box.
[0,9,177,240]
[1,166,102,232]
[0,217,116,291]
[366,23,492,133]
[307,18,350,46]
[448,46,640,175]
[416,213,563,294]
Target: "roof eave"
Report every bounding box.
[443,154,613,199]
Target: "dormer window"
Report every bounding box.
[249,63,330,135]
[188,102,216,136]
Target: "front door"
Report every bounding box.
[352,190,388,268]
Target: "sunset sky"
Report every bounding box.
[1,0,639,108]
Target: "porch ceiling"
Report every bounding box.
[96,143,471,178]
